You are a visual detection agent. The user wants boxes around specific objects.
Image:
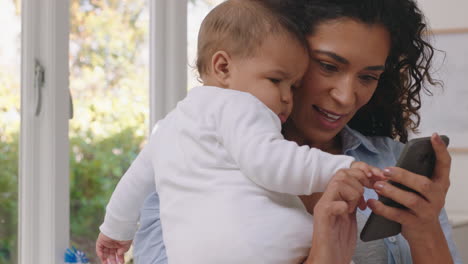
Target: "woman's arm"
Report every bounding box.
[368,133,458,264]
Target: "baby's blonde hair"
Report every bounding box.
[196,0,307,78]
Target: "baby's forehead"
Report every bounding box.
[196,0,307,76]
[237,40,308,75]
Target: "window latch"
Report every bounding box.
[34,59,45,116]
[33,60,73,119]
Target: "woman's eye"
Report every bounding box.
[360,75,379,82]
[318,61,338,72]
[268,78,281,84]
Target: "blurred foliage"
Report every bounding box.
[0,1,21,261]
[68,0,149,262]
[0,133,18,264]
[69,127,144,263]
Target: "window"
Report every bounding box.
[0,1,20,263]
[187,0,225,89]
[69,0,149,262]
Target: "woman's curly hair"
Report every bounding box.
[270,0,439,143]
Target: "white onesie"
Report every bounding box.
[100,86,354,263]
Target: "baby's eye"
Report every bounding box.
[268,78,281,84]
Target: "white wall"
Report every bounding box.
[417,0,468,30]
[415,0,468,215]
[446,152,468,214]
[416,1,468,261]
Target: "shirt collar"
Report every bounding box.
[340,125,380,154]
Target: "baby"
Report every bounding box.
[97,0,379,263]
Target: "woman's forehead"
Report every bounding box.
[307,18,391,66]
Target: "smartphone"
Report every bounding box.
[359,135,449,242]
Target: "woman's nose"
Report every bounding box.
[330,77,356,107]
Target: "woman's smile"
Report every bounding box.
[313,105,347,130]
[313,105,345,122]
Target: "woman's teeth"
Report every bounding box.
[315,106,341,122]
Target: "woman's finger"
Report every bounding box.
[320,183,357,214]
[367,199,415,226]
[431,133,451,188]
[382,167,433,199]
[336,181,364,213]
[373,180,431,216]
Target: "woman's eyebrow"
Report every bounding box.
[312,49,385,71]
[364,65,385,71]
[312,50,348,64]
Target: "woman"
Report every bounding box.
[131,0,462,263]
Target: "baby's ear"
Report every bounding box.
[211,50,231,87]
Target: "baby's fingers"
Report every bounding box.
[96,246,109,264]
[351,161,372,177]
[370,167,385,179]
[116,249,126,264]
[351,162,385,180]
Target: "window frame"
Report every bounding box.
[19,0,187,263]
[20,0,70,263]
[149,0,188,128]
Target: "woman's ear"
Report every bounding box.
[211,51,232,87]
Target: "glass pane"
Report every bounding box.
[187,0,225,89]
[0,0,20,263]
[69,1,149,262]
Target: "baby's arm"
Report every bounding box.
[99,134,156,239]
[97,124,159,262]
[217,93,354,195]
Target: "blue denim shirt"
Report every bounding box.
[132,126,462,264]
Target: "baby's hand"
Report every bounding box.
[96,232,132,264]
[350,161,385,182]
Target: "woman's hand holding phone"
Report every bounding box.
[367,133,453,263]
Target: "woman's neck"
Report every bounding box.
[283,122,343,155]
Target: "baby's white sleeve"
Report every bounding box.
[217,94,354,195]
[99,123,159,241]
